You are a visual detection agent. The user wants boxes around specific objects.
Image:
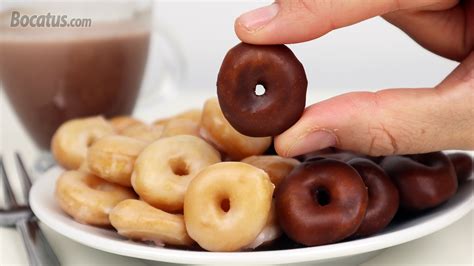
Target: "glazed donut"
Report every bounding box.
[275,158,368,246]
[380,152,457,212]
[241,155,299,188]
[132,135,221,212]
[161,118,200,138]
[447,153,473,183]
[55,170,136,226]
[347,158,399,237]
[120,123,164,143]
[51,116,114,170]
[110,199,194,247]
[109,116,145,133]
[200,98,272,160]
[86,135,147,187]
[243,202,281,250]
[184,162,274,251]
[154,109,202,126]
[217,43,307,137]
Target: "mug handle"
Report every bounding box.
[135,23,186,109]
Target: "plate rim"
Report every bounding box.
[30,167,474,264]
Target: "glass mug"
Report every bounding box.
[0,0,183,171]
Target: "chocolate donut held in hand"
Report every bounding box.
[217,42,307,137]
[275,158,368,246]
[380,152,458,212]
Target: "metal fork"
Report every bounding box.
[1,153,60,266]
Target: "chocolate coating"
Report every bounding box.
[308,151,363,163]
[447,153,473,183]
[275,158,368,246]
[300,148,383,163]
[217,43,307,137]
[380,152,457,212]
[348,158,399,237]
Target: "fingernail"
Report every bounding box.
[237,3,279,31]
[286,130,337,157]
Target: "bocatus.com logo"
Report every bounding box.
[10,11,92,27]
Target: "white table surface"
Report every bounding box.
[1,89,473,265]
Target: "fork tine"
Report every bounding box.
[15,152,32,203]
[1,155,18,209]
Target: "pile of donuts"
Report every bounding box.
[53,98,279,251]
[51,101,472,251]
[51,43,472,252]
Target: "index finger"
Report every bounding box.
[235,0,448,44]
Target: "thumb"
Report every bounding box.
[274,54,474,157]
[235,0,439,44]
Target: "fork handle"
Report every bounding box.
[16,217,60,266]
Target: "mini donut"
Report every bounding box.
[86,135,148,187]
[51,116,115,169]
[55,170,136,226]
[217,43,307,137]
[380,152,458,212]
[200,98,272,160]
[109,116,145,133]
[161,118,200,138]
[447,152,473,183]
[110,199,194,247]
[120,123,164,143]
[243,202,281,250]
[275,158,368,246]
[184,162,274,251]
[241,155,300,188]
[154,109,202,126]
[347,158,399,237]
[132,135,221,212]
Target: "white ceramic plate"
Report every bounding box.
[31,167,473,265]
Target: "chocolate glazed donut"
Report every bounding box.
[347,158,399,237]
[299,148,384,164]
[275,158,368,246]
[217,43,307,137]
[447,153,473,183]
[380,152,458,212]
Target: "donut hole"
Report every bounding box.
[169,157,189,176]
[254,84,266,96]
[313,187,331,206]
[220,198,230,212]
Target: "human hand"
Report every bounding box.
[234,0,473,157]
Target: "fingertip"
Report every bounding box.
[233,1,328,44]
[233,19,253,44]
[273,106,332,157]
[274,118,307,157]
[234,3,280,44]
[273,134,291,157]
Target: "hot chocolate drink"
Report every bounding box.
[0,23,150,149]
